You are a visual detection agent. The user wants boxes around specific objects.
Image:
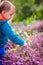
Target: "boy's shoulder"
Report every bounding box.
[0,20,9,29]
[0,20,11,30]
[0,20,7,26]
[0,19,12,31]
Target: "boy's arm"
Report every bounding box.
[2,22,24,46]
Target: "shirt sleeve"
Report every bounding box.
[2,22,24,46]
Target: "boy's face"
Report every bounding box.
[1,7,15,20]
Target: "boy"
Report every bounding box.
[0,1,25,65]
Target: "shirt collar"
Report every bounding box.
[0,18,6,20]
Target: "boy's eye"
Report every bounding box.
[10,14,13,16]
[10,14,12,16]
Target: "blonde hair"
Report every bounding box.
[0,1,15,13]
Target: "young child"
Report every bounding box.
[0,1,25,65]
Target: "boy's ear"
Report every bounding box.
[1,10,6,15]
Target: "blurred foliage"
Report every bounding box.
[35,0,43,4]
[9,0,43,24]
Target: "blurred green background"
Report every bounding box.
[1,0,43,25]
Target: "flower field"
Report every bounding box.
[0,0,43,64]
[1,24,43,65]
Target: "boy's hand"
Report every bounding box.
[23,41,27,46]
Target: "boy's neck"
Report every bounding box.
[0,14,2,18]
[0,14,6,20]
